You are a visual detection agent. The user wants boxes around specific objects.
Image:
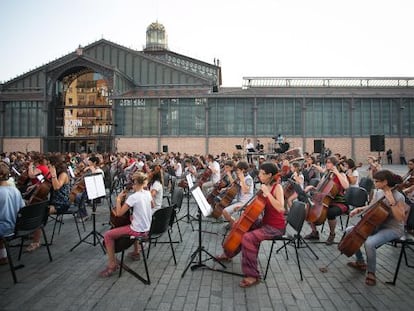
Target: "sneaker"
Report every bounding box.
[304,232,319,240]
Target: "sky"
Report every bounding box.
[1,0,413,87]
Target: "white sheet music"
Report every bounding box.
[191,186,212,217]
[186,173,194,189]
[84,173,106,200]
[68,166,75,178]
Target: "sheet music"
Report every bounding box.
[191,186,212,217]
[186,173,194,189]
[68,166,75,178]
[84,173,106,200]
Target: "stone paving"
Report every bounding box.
[1,164,413,311]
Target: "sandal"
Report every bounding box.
[99,265,119,278]
[365,272,376,286]
[0,257,8,265]
[26,242,41,253]
[347,261,367,272]
[215,254,232,262]
[239,277,260,288]
[127,251,141,261]
[325,234,336,245]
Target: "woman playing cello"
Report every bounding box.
[346,170,405,286]
[216,162,286,288]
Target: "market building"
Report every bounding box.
[1,22,413,163]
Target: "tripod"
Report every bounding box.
[181,208,226,277]
[181,186,243,278]
[70,198,105,253]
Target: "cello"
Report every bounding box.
[211,180,240,219]
[338,174,408,257]
[222,173,280,257]
[307,171,339,225]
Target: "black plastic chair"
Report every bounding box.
[386,205,414,285]
[50,198,86,244]
[264,200,319,281]
[359,177,374,193]
[341,186,369,230]
[170,187,184,242]
[118,205,177,285]
[1,200,53,283]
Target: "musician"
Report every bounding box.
[245,139,255,164]
[0,162,25,265]
[304,156,349,245]
[28,155,71,252]
[76,156,104,220]
[302,156,320,186]
[286,162,305,210]
[148,164,164,215]
[346,170,406,286]
[183,158,198,183]
[201,154,221,195]
[222,161,254,227]
[367,156,381,180]
[216,162,286,288]
[26,155,50,195]
[401,159,414,231]
[100,172,152,277]
[344,158,359,187]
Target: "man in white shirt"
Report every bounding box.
[201,154,221,195]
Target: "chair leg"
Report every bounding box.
[18,237,24,260]
[264,240,276,280]
[293,239,304,281]
[50,216,59,244]
[119,250,125,277]
[4,239,17,283]
[386,243,405,285]
[168,230,177,265]
[175,212,183,242]
[72,213,82,241]
[140,241,150,284]
[41,227,53,262]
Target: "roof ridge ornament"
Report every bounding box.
[76,45,83,56]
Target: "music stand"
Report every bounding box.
[247,148,256,153]
[181,186,243,278]
[235,145,242,150]
[70,173,106,253]
[177,174,197,227]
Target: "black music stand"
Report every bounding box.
[235,145,243,150]
[176,174,197,227]
[70,173,106,253]
[181,186,243,278]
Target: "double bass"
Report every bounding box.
[222,173,280,257]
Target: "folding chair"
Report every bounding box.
[386,205,414,285]
[341,186,369,230]
[118,205,177,285]
[264,200,319,281]
[1,200,53,283]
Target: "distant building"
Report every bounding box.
[1,22,413,162]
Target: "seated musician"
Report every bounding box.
[183,158,198,184]
[149,165,164,215]
[304,156,349,245]
[100,172,152,277]
[28,155,71,252]
[216,162,286,288]
[222,161,254,227]
[346,170,406,286]
[302,156,320,187]
[401,158,414,231]
[201,154,221,195]
[0,162,25,265]
[344,158,360,187]
[286,162,305,210]
[25,155,50,197]
[75,156,104,221]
